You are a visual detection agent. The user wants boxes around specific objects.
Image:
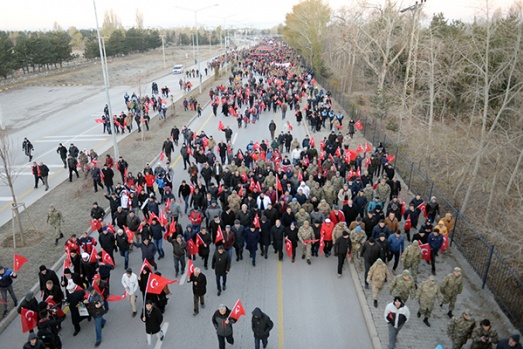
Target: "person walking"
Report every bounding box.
[0,265,18,317]
[67,155,79,182]
[416,275,443,327]
[83,286,106,347]
[162,138,175,163]
[23,332,46,349]
[269,120,277,140]
[90,165,104,193]
[384,296,410,349]
[366,258,391,308]
[47,205,64,246]
[251,307,274,349]
[142,300,164,348]
[57,143,68,168]
[22,137,34,162]
[389,270,416,303]
[121,268,138,317]
[440,267,463,318]
[447,309,476,349]
[212,304,236,349]
[31,162,41,189]
[333,231,352,277]
[189,267,207,316]
[167,234,186,278]
[212,245,231,296]
[38,162,50,190]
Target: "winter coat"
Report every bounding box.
[384,300,410,329]
[212,250,231,276]
[142,305,163,334]
[252,307,274,339]
[244,228,260,253]
[189,272,207,296]
[212,308,236,337]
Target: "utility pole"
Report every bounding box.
[161,34,166,69]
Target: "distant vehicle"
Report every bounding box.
[172,64,184,74]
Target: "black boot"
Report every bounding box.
[423,318,431,327]
[447,311,453,318]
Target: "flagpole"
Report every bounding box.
[143,272,151,316]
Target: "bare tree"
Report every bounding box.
[135,9,144,30]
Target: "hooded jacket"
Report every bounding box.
[251,307,274,339]
[384,298,410,329]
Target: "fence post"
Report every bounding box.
[383,134,387,145]
[450,210,459,247]
[394,146,398,167]
[408,161,414,189]
[429,181,434,199]
[482,245,495,289]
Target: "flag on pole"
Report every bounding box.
[355,144,364,154]
[417,202,428,218]
[404,215,412,231]
[365,142,372,153]
[187,240,198,255]
[89,247,98,263]
[139,259,152,273]
[386,155,396,163]
[354,120,363,131]
[106,223,116,233]
[145,273,178,295]
[20,308,37,333]
[285,238,292,258]
[13,254,28,272]
[419,243,431,262]
[215,226,224,244]
[440,234,450,254]
[107,292,127,302]
[90,219,102,232]
[229,299,246,321]
[101,249,114,267]
[187,259,195,280]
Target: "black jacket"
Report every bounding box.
[362,241,381,265]
[98,231,116,253]
[142,305,163,334]
[189,272,207,296]
[39,269,60,292]
[212,250,231,276]
[252,307,274,339]
[334,235,352,256]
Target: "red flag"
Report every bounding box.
[217,183,223,195]
[140,259,152,274]
[404,215,412,231]
[297,171,303,182]
[335,148,341,157]
[320,140,326,150]
[373,182,378,190]
[89,247,98,263]
[64,249,71,270]
[187,147,193,156]
[365,142,372,153]
[229,299,246,321]
[319,237,325,256]
[164,218,177,240]
[0,299,6,305]
[90,219,102,231]
[241,172,248,183]
[196,233,205,247]
[356,144,364,154]
[149,212,159,225]
[255,182,261,193]
[249,178,256,192]
[419,243,431,262]
[365,157,371,167]
[309,137,315,148]
[159,152,165,161]
[276,176,282,192]
[285,238,292,258]
[106,222,116,233]
[400,201,406,216]
[101,249,114,267]
[145,273,178,295]
[187,240,198,255]
[187,259,195,279]
[20,308,37,333]
[95,118,104,124]
[124,226,135,244]
[386,155,395,163]
[13,254,28,272]
[159,211,168,226]
[238,186,244,197]
[336,124,342,130]
[215,226,224,244]
[253,214,260,228]
[44,296,65,317]
[354,120,363,131]
[417,202,427,218]
[107,291,127,302]
[287,121,293,130]
[440,234,450,254]
[218,120,225,131]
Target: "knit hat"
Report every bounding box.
[510,334,520,343]
[28,333,38,340]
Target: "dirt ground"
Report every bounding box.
[0,46,229,319]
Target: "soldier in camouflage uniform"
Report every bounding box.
[228,163,238,174]
[470,318,498,349]
[447,310,476,349]
[331,172,344,195]
[416,275,443,327]
[227,190,242,213]
[440,267,463,318]
[322,181,337,206]
[317,199,331,218]
[350,225,366,271]
[47,204,64,246]
[376,179,391,206]
[301,201,314,214]
[309,183,321,200]
[288,198,301,215]
[308,162,319,177]
[401,240,422,284]
[263,172,276,189]
[298,221,314,265]
[295,209,311,228]
[364,184,374,203]
[366,258,390,308]
[306,176,316,191]
[389,270,416,303]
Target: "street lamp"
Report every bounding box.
[92,0,119,159]
[174,4,219,93]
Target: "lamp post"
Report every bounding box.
[174,4,218,93]
[92,0,119,159]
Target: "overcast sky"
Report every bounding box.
[0,0,516,31]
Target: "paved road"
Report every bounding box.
[0,54,221,228]
[0,93,373,348]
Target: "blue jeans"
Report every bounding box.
[105,185,114,196]
[153,239,164,258]
[120,250,129,269]
[182,196,189,214]
[173,255,185,276]
[215,275,227,291]
[255,337,268,349]
[94,316,106,343]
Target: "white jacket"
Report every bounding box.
[121,273,138,295]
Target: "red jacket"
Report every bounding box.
[145,174,155,187]
[329,210,345,225]
[321,222,335,241]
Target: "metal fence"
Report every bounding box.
[314,74,523,333]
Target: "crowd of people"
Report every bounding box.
[3,40,519,349]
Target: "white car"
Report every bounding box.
[172,64,184,74]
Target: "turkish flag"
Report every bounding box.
[417,202,428,218]
[287,121,293,130]
[400,201,406,216]
[373,182,378,190]
[276,176,282,192]
[320,141,326,150]
[238,186,244,197]
[229,299,246,321]
[249,178,255,192]
[419,243,431,262]
[215,226,224,244]
[164,219,177,240]
[189,184,194,195]
[229,107,237,117]
[354,120,363,131]
[187,240,198,256]
[20,308,37,333]
[95,118,104,124]
[253,214,260,228]
[356,144,364,154]
[386,155,395,163]
[365,142,372,153]
[310,137,315,148]
[63,249,71,270]
[44,296,65,317]
[159,211,168,226]
[297,171,303,182]
[285,238,292,258]
[404,215,412,231]
[196,233,205,247]
[365,157,371,167]
[253,142,260,151]
[319,237,325,256]
[356,168,361,178]
[335,148,341,157]
[89,247,98,263]
[90,219,102,231]
[124,226,135,244]
[107,291,127,302]
[106,223,116,233]
[148,212,159,225]
[217,183,223,195]
[440,234,450,254]
[145,273,178,295]
[187,147,193,156]
[218,120,225,131]
[140,259,152,274]
[241,172,248,183]
[13,254,28,272]
[102,249,114,267]
[187,259,195,279]
[159,152,165,161]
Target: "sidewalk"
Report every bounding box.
[308,93,518,348]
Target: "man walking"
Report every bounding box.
[57,143,68,168]
[37,162,50,190]
[212,245,231,296]
[83,286,106,347]
[447,309,475,349]
[121,268,138,318]
[0,265,18,317]
[384,296,410,349]
[22,137,34,162]
[162,138,175,163]
[416,275,442,327]
[333,231,352,277]
[67,155,79,182]
[142,300,164,348]
[212,304,236,349]
[366,258,390,308]
[251,307,274,349]
[440,267,463,318]
[189,267,207,316]
[47,205,64,246]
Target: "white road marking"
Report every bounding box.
[34,139,107,143]
[154,322,169,349]
[232,133,238,145]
